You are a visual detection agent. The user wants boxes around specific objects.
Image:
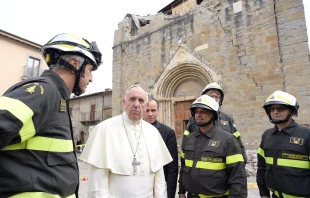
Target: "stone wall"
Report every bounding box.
[112,0,310,147]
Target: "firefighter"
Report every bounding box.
[0,33,102,197]
[179,95,247,198]
[257,90,310,198]
[184,82,247,163]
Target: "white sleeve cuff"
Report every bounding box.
[87,165,110,198]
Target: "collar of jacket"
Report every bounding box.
[195,125,217,138]
[152,120,160,128]
[41,70,71,101]
[272,120,297,135]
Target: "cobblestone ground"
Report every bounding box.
[77,154,260,198]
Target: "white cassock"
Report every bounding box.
[80,112,173,198]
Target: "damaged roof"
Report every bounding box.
[158,0,203,15]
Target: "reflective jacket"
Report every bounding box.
[185,111,248,162]
[0,70,78,198]
[257,121,310,197]
[179,125,247,197]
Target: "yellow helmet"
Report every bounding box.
[201,82,224,105]
[191,95,219,112]
[190,95,219,127]
[263,90,299,124]
[40,33,102,70]
[40,33,103,96]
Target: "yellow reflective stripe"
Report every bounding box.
[274,191,280,197]
[184,130,190,136]
[270,189,302,198]
[265,157,273,165]
[21,119,36,141]
[185,159,193,167]
[196,161,226,170]
[69,33,90,47]
[226,154,244,164]
[181,152,185,159]
[257,147,273,164]
[0,96,35,141]
[276,94,294,106]
[0,97,33,124]
[198,190,230,198]
[278,158,310,169]
[233,131,240,138]
[2,142,26,150]
[281,192,302,198]
[3,136,73,152]
[257,147,265,157]
[59,44,75,49]
[9,192,76,198]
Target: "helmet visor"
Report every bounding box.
[89,41,102,66]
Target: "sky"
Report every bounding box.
[0,0,310,95]
[0,0,169,94]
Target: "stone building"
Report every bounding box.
[70,89,112,143]
[112,0,310,147]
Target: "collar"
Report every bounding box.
[195,125,216,138]
[272,120,297,135]
[41,70,71,101]
[152,120,160,128]
[122,112,142,125]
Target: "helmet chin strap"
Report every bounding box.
[57,58,87,96]
[268,113,292,124]
[195,114,217,127]
[72,63,87,96]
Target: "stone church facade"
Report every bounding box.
[112,0,310,147]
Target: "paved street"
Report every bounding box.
[77,154,260,198]
[78,158,90,198]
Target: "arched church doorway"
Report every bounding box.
[151,45,222,142]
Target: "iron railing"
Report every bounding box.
[80,111,102,122]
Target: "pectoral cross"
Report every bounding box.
[132,157,141,175]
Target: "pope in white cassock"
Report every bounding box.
[80,85,173,198]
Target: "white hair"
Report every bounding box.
[49,54,85,70]
[125,85,148,101]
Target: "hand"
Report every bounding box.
[261,196,270,198]
[179,194,186,198]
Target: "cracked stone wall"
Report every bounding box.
[112,0,310,147]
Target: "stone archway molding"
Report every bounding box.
[151,43,222,127]
[153,43,222,96]
[157,63,213,98]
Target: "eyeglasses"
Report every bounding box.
[270,106,287,112]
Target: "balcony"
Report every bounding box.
[80,111,102,125]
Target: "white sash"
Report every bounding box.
[109,173,155,198]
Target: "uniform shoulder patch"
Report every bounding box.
[208,140,220,147]
[60,99,67,112]
[220,120,228,126]
[24,83,44,95]
[289,137,304,145]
